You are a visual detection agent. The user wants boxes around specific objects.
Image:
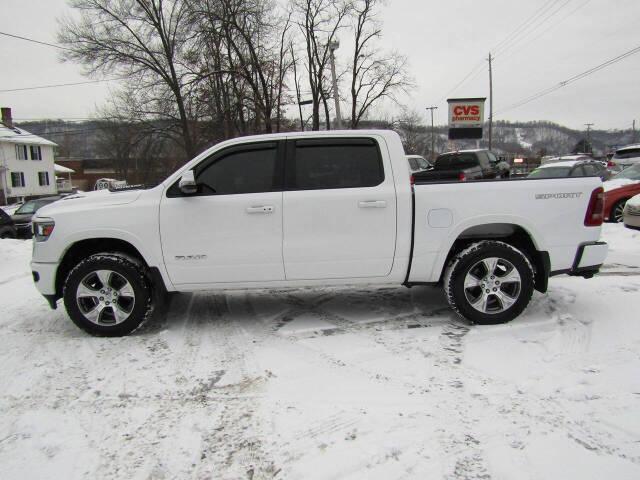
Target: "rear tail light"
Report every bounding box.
[584,187,605,226]
[410,174,415,185]
[459,172,467,181]
[607,160,616,167]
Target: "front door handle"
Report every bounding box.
[246,205,274,214]
[358,200,387,208]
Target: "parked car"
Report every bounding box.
[0,209,17,239]
[31,130,607,336]
[539,154,593,166]
[415,149,500,182]
[610,144,640,171]
[622,193,640,230]
[527,159,610,181]
[406,155,433,173]
[603,164,640,222]
[11,196,65,238]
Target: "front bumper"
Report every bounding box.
[550,241,608,278]
[623,208,640,229]
[31,260,58,305]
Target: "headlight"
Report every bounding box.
[33,218,55,242]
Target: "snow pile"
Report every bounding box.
[1,226,640,479]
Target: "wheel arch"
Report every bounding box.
[55,237,170,299]
[435,222,550,293]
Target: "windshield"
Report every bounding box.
[527,167,572,178]
[416,157,431,169]
[614,148,640,160]
[15,201,37,214]
[611,164,640,180]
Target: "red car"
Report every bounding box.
[603,164,640,222]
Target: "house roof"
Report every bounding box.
[0,123,57,147]
[54,163,75,174]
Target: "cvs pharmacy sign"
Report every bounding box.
[447,98,485,128]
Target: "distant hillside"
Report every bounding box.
[16,118,637,160]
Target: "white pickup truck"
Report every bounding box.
[31,130,608,336]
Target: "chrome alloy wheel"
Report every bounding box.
[613,202,626,223]
[463,257,521,314]
[76,269,136,325]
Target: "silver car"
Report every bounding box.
[623,193,640,230]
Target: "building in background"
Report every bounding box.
[0,108,57,205]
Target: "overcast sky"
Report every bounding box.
[1,0,639,131]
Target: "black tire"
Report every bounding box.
[0,226,16,239]
[610,200,627,223]
[63,253,151,336]
[443,240,535,325]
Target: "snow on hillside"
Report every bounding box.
[515,128,533,149]
[1,224,639,479]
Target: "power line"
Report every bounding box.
[440,0,569,100]
[0,31,72,51]
[0,79,118,93]
[493,0,573,61]
[491,0,558,55]
[494,0,592,66]
[495,44,640,115]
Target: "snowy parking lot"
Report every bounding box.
[1,224,639,479]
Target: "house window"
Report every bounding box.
[30,145,42,160]
[15,145,28,160]
[11,172,26,188]
[38,171,50,186]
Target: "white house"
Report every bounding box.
[0,108,57,205]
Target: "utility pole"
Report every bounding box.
[328,41,343,129]
[633,119,637,144]
[584,123,594,153]
[488,52,493,150]
[426,106,438,162]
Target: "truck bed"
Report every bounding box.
[408,176,604,283]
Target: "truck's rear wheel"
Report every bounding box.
[63,253,151,336]
[444,241,534,324]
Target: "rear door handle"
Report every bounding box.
[358,200,387,208]
[246,205,274,214]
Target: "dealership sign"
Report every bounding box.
[447,97,486,139]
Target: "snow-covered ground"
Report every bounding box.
[1,224,639,479]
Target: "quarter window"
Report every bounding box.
[11,172,26,187]
[195,146,278,195]
[291,141,384,190]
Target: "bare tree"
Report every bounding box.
[58,0,198,158]
[393,111,429,156]
[348,0,412,128]
[189,0,294,134]
[292,0,351,130]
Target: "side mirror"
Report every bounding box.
[179,170,197,195]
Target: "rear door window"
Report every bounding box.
[288,139,384,190]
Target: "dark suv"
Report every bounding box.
[414,149,503,182]
[0,209,17,239]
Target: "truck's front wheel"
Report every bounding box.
[63,254,151,336]
[444,241,534,324]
